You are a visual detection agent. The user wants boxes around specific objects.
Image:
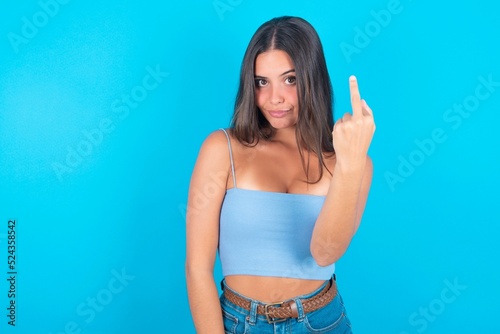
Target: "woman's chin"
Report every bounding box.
[268,119,297,130]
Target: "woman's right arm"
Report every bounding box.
[186,130,230,334]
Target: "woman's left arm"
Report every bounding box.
[310,75,375,266]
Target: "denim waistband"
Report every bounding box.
[221,274,336,304]
[220,274,337,324]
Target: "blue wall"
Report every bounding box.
[1,0,499,333]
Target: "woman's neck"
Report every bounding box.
[270,126,298,148]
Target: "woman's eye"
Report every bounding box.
[255,79,267,87]
[285,76,296,85]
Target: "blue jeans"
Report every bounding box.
[220,276,353,333]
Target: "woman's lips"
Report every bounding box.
[268,109,289,118]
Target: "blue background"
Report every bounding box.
[1,0,499,333]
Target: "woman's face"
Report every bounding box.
[254,49,298,130]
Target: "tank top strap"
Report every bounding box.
[220,128,237,188]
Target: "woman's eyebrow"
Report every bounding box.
[280,69,295,76]
[254,69,296,78]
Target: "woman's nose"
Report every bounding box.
[269,85,284,104]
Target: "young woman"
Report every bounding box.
[186,16,375,333]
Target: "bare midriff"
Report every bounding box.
[224,275,326,303]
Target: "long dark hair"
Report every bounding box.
[230,16,335,183]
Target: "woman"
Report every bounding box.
[186,16,375,333]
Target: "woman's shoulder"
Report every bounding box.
[200,128,232,149]
[196,129,235,161]
[192,130,232,183]
[201,128,261,159]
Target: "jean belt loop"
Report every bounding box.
[293,297,306,321]
[248,300,258,325]
[220,279,225,291]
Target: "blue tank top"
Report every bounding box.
[218,129,335,280]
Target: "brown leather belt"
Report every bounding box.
[223,278,337,324]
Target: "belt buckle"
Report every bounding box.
[264,302,286,324]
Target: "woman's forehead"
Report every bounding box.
[254,50,294,76]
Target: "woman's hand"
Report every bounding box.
[310,76,374,265]
[332,75,376,173]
